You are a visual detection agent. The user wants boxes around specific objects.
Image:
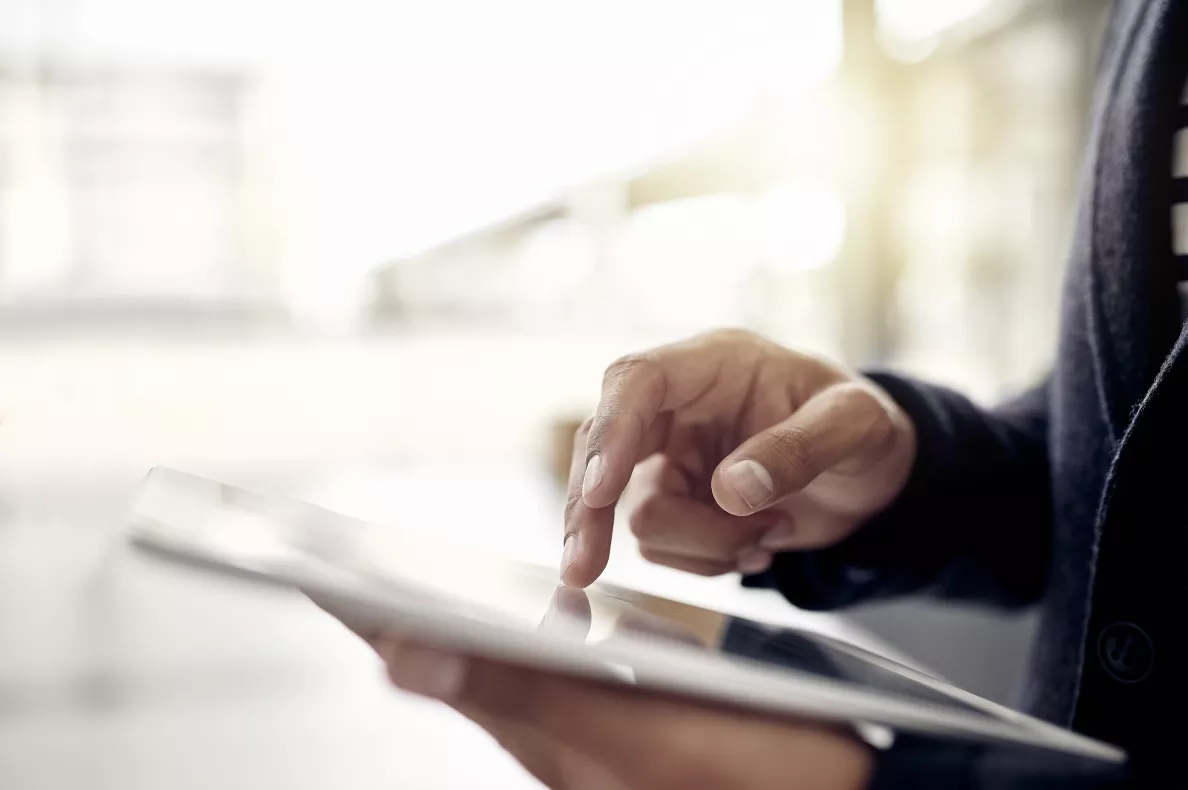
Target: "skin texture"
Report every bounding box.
[561,329,917,585]
[330,330,918,790]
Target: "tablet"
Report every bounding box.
[124,466,1124,766]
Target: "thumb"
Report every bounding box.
[710,382,895,516]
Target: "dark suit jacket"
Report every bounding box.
[754,1,1188,786]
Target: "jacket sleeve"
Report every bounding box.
[746,372,1053,610]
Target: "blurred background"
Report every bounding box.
[0,0,1112,787]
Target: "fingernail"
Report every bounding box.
[384,643,468,701]
[724,460,773,509]
[582,454,603,500]
[759,522,797,551]
[561,534,578,578]
[736,548,774,575]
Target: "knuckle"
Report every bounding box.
[833,382,894,441]
[788,351,847,389]
[802,349,846,375]
[833,381,883,418]
[768,424,815,475]
[708,326,760,346]
[573,415,600,456]
[584,418,610,451]
[593,352,665,448]
[564,493,583,525]
[706,328,772,362]
[603,352,656,386]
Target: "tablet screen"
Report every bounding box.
[130,467,995,722]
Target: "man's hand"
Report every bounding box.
[372,638,874,790]
[561,330,917,586]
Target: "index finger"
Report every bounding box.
[562,337,736,587]
[538,585,593,641]
[580,341,728,509]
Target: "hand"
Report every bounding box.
[562,330,916,586]
[372,638,875,790]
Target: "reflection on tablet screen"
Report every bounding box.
[341,529,994,720]
[133,468,993,722]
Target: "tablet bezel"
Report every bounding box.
[123,467,1125,766]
